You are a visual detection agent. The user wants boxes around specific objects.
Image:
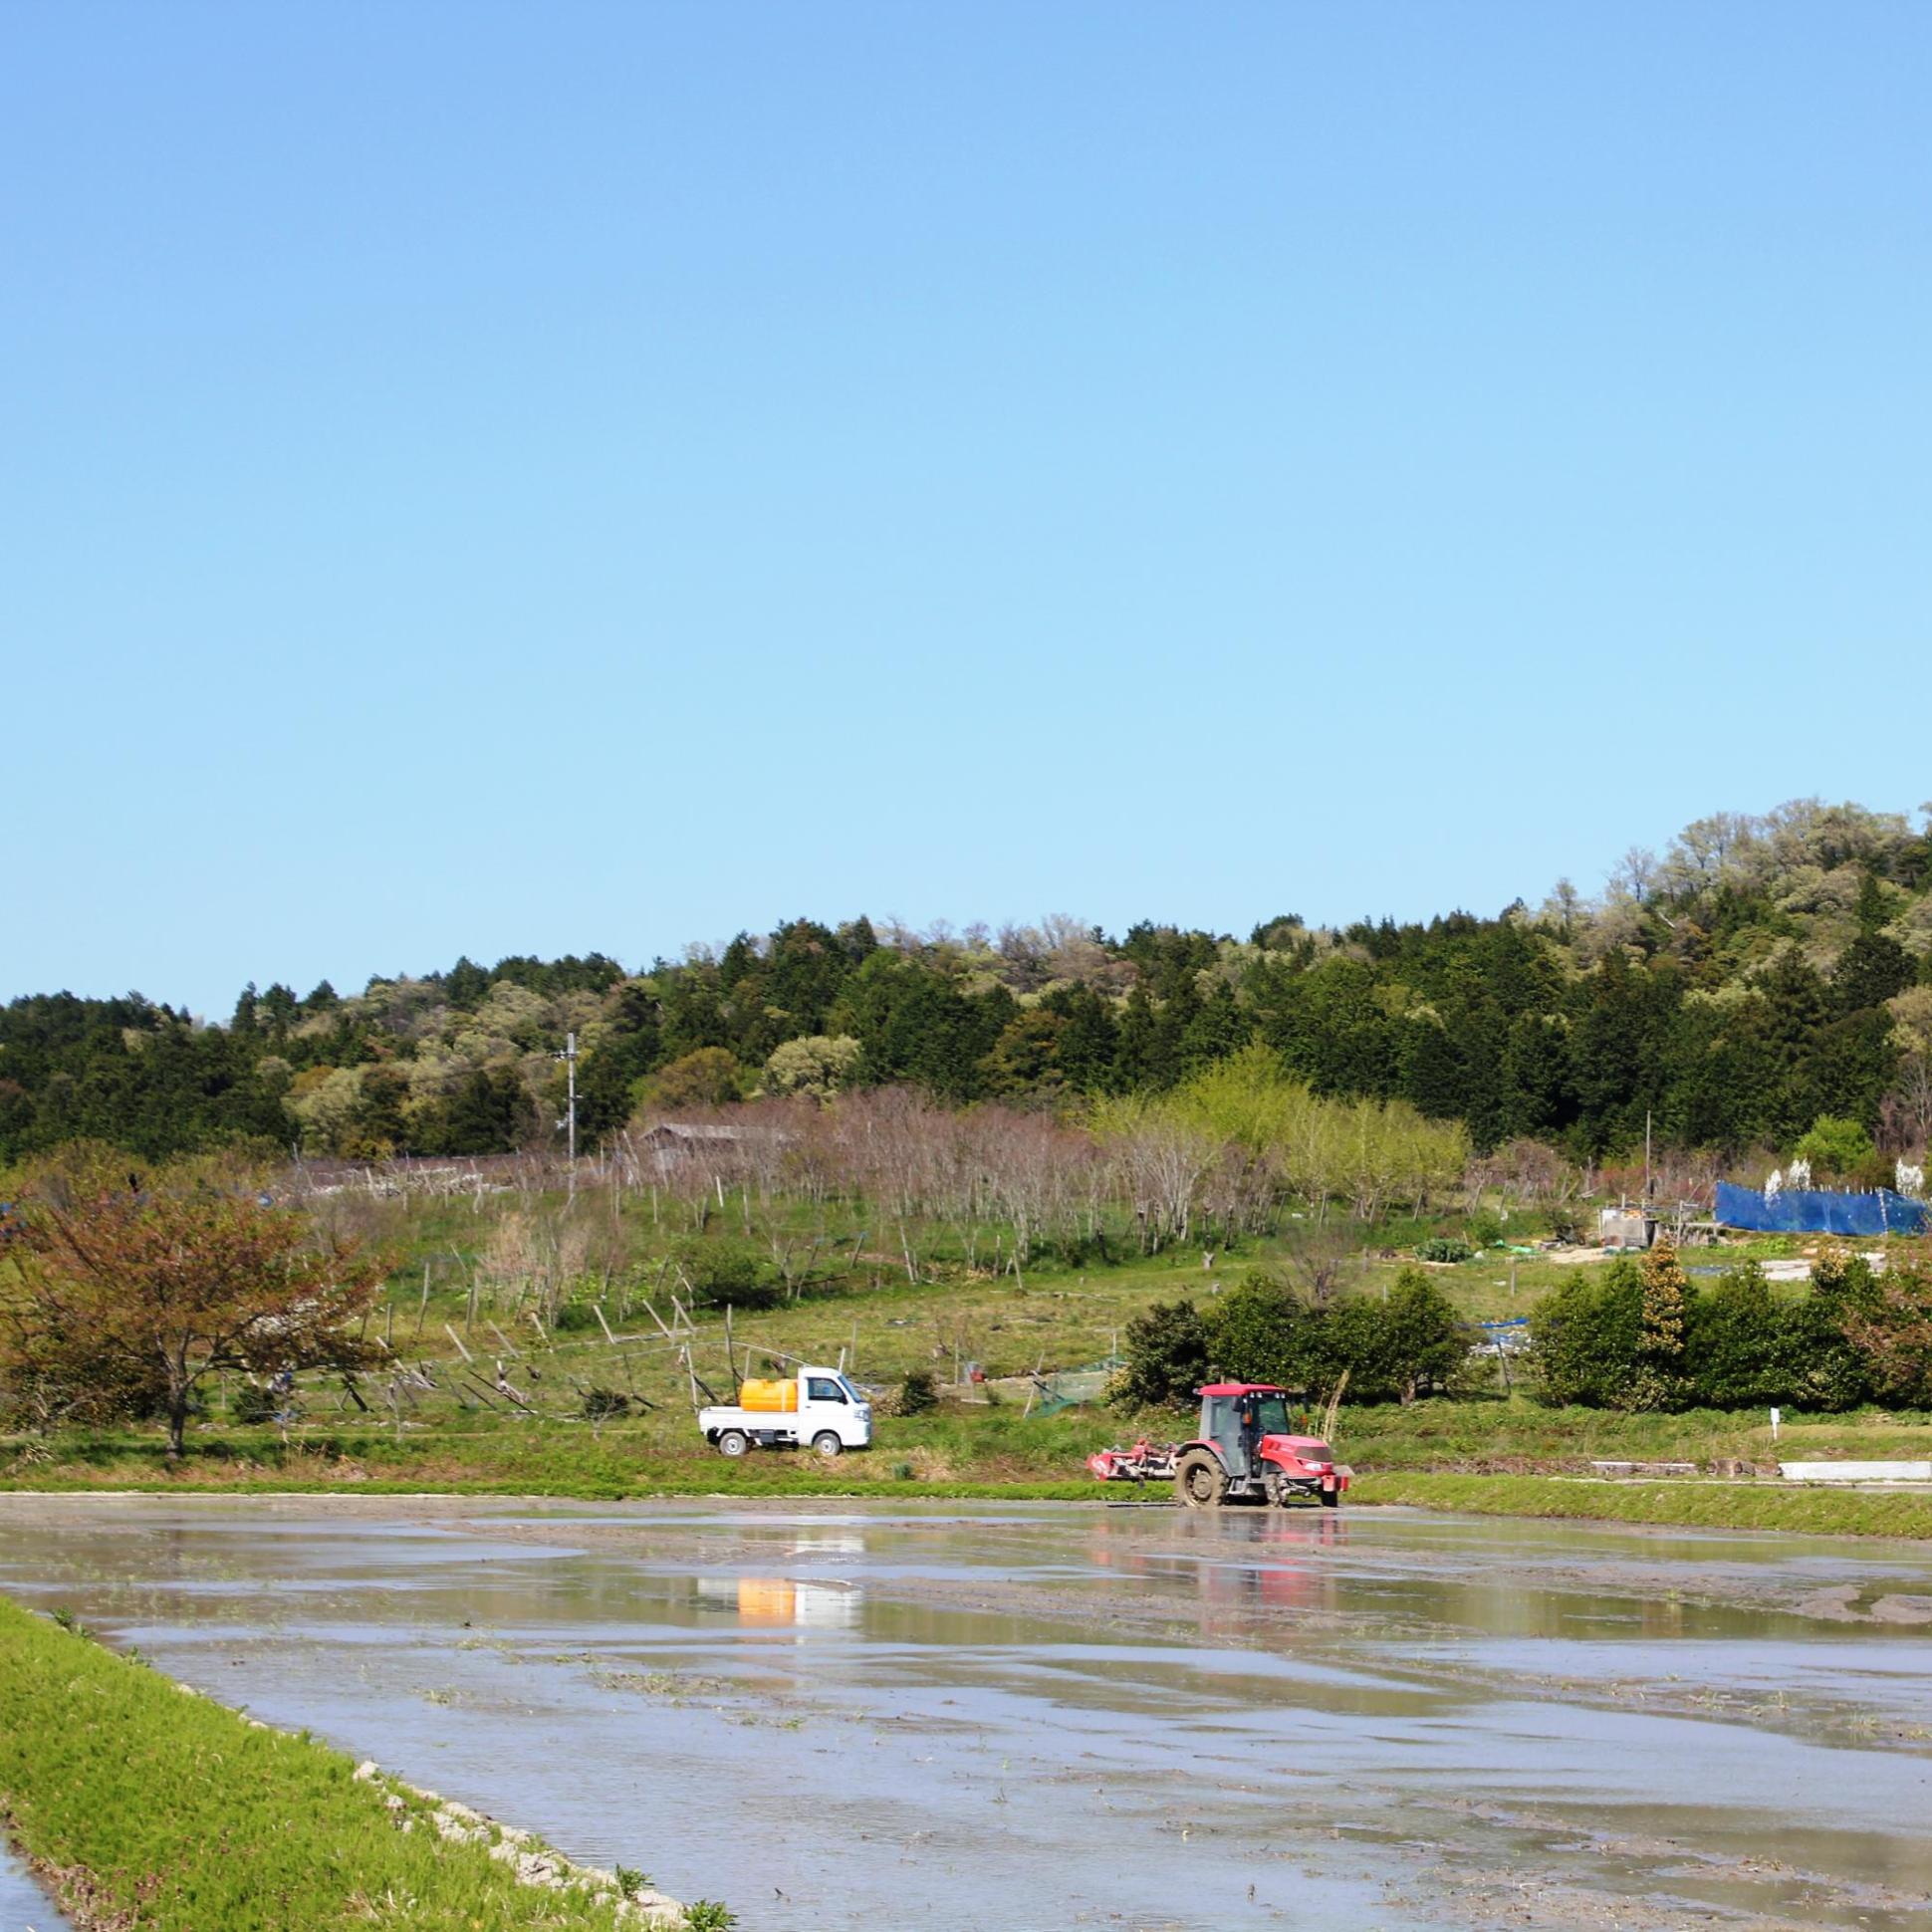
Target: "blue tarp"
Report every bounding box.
[1714,1181,1926,1237]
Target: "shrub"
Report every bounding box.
[672,1241,784,1312]
[1786,1250,1882,1408]
[1683,1264,1784,1408]
[897,1369,938,1415]
[230,1380,278,1426]
[1369,1268,1471,1403]
[581,1386,631,1420]
[1465,1211,1504,1249]
[1526,1249,1879,1413]
[1191,1268,1472,1404]
[1112,1298,1210,1409]
[1202,1272,1312,1389]
[1837,1252,1932,1404]
[551,1299,602,1333]
[1417,1236,1474,1264]
[1794,1115,1877,1184]
[1528,1261,1643,1406]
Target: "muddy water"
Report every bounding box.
[0,1849,70,1932]
[4,1499,1932,1931]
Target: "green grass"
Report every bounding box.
[0,1407,1111,1500]
[1357,1471,1932,1538]
[0,1594,664,1930]
[1327,1397,1932,1471]
[8,1399,1932,1525]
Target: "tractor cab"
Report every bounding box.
[1176,1382,1350,1510]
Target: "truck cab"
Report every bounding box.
[700,1366,873,1459]
[1175,1382,1349,1509]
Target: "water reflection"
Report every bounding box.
[693,1576,862,1630]
[4,1497,1932,1932]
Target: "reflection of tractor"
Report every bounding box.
[1174,1382,1350,1510]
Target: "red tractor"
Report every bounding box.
[1173,1382,1350,1510]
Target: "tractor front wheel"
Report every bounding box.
[1176,1451,1227,1510]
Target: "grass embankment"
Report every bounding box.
[0,1406,1108,1500]
[0,1595,694,1931]
[8,1402,1932,1545]
[1329,1399,1932,1472]
[1355,1471,1932,1539]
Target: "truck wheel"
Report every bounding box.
[1175,1450,1227,1510]
[1320,1487,1340,1509]
[717,1430,750,1459]
[811,1431,843,1459]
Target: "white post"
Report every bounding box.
[554,1031,580,1197]
[1770,1406,1781,1443]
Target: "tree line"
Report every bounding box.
[5,798,1932,1168]
[1115,1244,1932,1417]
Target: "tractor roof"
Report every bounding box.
[1197,1381,1290,1397]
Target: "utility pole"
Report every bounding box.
[555,1032,579,1194]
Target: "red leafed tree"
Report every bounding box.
[1,1183,387,1456]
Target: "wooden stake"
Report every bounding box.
[443,1323,475,1364]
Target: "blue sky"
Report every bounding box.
[5,1,1928,1016]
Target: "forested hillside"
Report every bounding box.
[7,798,1932,1167]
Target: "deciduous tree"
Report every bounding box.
[1,1180,386,1456]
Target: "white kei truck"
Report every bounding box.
[699,1366,873,1459]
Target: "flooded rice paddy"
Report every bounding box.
[0,1848,69,1932]
[3,1495,1932,1931]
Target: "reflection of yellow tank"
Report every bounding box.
[735,1577,861,1630]
[738,1378,799,1413]
[736,1577,798,1624]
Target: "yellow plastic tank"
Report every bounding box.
[738,1377,798,1413]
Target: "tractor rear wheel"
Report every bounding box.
[1176,1451,1227,1510]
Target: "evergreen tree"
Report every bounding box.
[443,957,489,1008]
[1626,1239,1690,1411]
[1044,983,1120,1091]
[1178,981,1248,1076]
[1833,928,1914,1015]
[1501,1011,1569,1137]
[1113,986,1159,1087]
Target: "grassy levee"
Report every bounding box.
[6,1400,1932,1542]
[1357,1472,1932,1537]
[0,1407,1109,1500]
[0,1595,644,1931]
